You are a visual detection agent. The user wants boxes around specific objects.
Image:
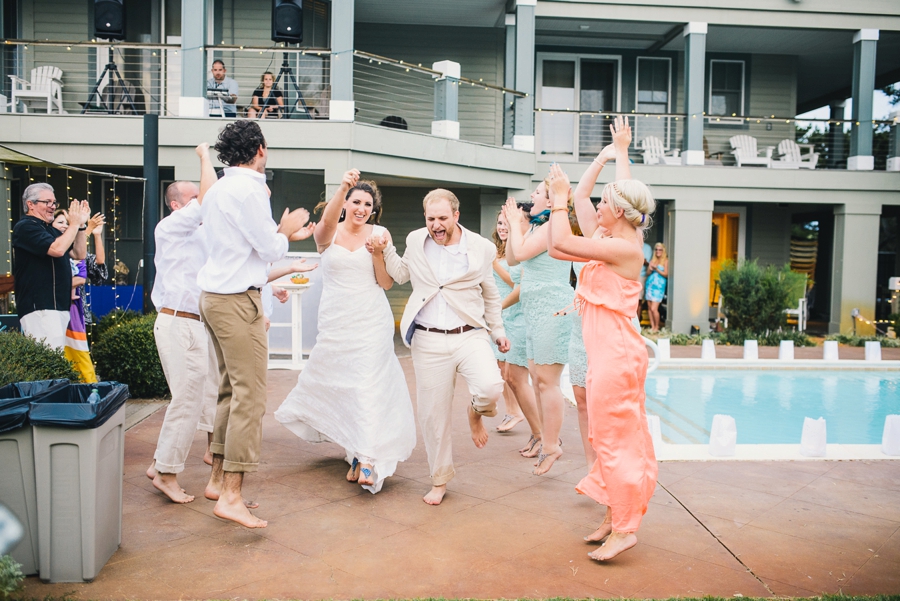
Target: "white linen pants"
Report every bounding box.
[20,309,70,350]
[411,328,504,486]
[152,312,218,474]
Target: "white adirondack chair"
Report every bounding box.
[774,139,819,169]
[9,66,66,114]
[729,135,773,167]
[640,136,681,165]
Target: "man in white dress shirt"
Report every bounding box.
[148,176,218,503]
[372,189,509,506]
[198,120,309,528]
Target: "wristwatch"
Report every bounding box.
[78,225,87,231]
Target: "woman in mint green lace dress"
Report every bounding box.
[503,180,573,476]
[491,211,540,438]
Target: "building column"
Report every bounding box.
[329,0,354,121]
[848,29,878,171]
[667,196,713,333]
[828,100,846,169]
[179,0,208,117]
[829,204,881,335]
[512,0,535,153]
[682,22,707,166]
[432,61,460,140]
[503,13,516,147]
[888,110,900,172]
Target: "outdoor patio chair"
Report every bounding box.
[774,139,819,170]
[783,273,809,332]
[8,66,66,114]
[640,136,681,165]
[729,135,773,168]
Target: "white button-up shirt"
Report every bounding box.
[151,199,207,315]
[415,229,469,330]
[197,167,288,294]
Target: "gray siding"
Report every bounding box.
[750,204,791,267]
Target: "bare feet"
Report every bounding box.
[152,473,194,504]
[585,511,613,542]
[588,531,637,561]
[213,497,267,528]
[468,406,488,449]
[423,485,447,505]
[346,460,360,482]
[519,434,541,456]
[358,464,375,486]
[146,461,157,480]
[203,449,213,466]
[496,413,524,433]
[533,443,563,476]
[204,483,259,508]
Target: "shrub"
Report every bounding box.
[825,333,900,348]
[711,328,816,347]
[717,260,807,334]
[88,308,143,341]
[0,331,81,387]
[642,329,704,345]
[0,555,23,598]
[92,313,169,398]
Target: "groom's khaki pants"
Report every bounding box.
[411,328,504,486]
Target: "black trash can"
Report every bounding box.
[0,379,69,576]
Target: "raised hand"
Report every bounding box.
[195,141,210,158]
[503,197,524,225]
[547,164,571,206]
[597,143,617,163]
[341,169,361,191]
[68,199,91,228]
[609,115,632,154]
[85,212,106,236]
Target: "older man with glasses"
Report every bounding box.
[12,182,91,349]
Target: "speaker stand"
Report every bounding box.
[82,47,137,115]
[272,52,312,119]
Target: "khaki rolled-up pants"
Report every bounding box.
[199,290,268,473]
[411,328,503,486]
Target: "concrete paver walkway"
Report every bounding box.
[20,358,900,599]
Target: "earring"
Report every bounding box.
[340,208,346,221]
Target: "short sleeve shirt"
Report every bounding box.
[12,216,73,318]
[207,76,239,116]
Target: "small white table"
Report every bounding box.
[267,280,311,370]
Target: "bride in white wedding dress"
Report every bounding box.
[274,169,416,493]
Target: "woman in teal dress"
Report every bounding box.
[491,211,541,439]
[503,179,573,476]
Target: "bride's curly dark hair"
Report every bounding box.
[214,120,266,167]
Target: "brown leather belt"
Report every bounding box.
[160,307,201,321]
[414,324,476,335]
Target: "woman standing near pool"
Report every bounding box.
[645,243,668,332]
[547,116,657,562]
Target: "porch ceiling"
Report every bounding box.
[354,0,507,28]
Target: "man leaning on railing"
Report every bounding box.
[207,59,238,118]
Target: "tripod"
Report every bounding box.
[82,47,137,115]
[272,52,312,119]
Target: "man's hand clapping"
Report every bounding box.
[67,200,91,229]
[277,207,310,239]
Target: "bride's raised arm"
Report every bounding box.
[313,169,360,252]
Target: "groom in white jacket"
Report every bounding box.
[370,188,509,505]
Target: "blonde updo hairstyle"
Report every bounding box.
[602,179,655,235]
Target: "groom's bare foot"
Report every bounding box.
[588,531,637,561]
[153,473,194,504]
[214,497,267,528]
[423,485,446,505]
[203,448,213,466]
[146,460,157,480]
[204,483,259,508]
[468,406,488,449]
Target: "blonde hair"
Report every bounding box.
[602,179,656,234]
[652,242,668,263]
[423,188,459,213]
[491,209,506,257]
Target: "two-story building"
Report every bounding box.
[1,0,898,334]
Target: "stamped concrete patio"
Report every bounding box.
[19,353,900,600]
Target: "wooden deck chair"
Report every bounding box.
[729,135,772,168]
[9,66,65,114]
[775,139,819,169]
[640,136,681,165]
[783,273,809,332]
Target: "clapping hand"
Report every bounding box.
[278,207,310,238]
[609,115,632,154]
[68,200,91,228]
[289,258,318,273]
[547,163,571,205]
[502,197,524,225]
[289,221,316,241]
[85,212,106,236]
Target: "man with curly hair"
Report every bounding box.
[197,120,310,528]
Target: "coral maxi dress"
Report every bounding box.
[575,260,658,533]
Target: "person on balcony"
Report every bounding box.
[248,72,284,119]
[12,183,90,349]
[207,60,238,118]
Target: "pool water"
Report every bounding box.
[644,370,900,445]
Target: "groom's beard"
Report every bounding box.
[429,222,458,246]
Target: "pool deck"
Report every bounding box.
[19,355,900,600]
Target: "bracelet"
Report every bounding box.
[593,158,606,166]
[550,207,568,214]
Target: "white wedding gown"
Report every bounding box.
[274,226,416,493]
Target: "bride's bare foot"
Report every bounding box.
[358,464,375,486]
[588,531,637,561]
[468,406,488,449]
[146,460,157,480]
[585,510,613,542]
[519,434,541,456]
[423,485,446,506]
[214,496,267,528]
[152,473,194,504]
[532,443,562,476]
[346,460,360,482]
[496,413,524,433]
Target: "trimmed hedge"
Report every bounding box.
[92,313,169,398]
[826,334,900,348]
[0,331,81,387]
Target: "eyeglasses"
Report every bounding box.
[31,200,58,208]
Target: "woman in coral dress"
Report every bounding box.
[546,116,658,562]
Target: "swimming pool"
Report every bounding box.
[645,369,900,445]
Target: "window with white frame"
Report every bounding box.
[708,60,745,118]
[636,57,671,148]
